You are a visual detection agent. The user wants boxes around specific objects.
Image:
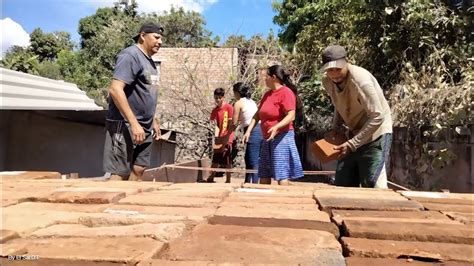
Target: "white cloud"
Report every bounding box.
[0,18,30,59]
[86,0,218,13]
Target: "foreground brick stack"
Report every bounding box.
[1,171,473,265]
[318,187,474,266]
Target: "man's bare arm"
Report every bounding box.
[109,79,145,144]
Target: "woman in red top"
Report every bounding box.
[243,65,304,185]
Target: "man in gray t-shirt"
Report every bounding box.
[103,22,164,181]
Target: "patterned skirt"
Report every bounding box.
[258,130,304,181]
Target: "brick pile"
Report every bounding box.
[1,171,472,265]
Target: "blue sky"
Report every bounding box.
[1,0,281,56]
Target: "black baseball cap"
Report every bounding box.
[133,22,164,42]
[321,45,348,71]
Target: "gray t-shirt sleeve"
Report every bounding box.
[113,52,141,85]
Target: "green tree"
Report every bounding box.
[144,7,219,47]
[223,32,280,56]
[2,27,74,79]
[78,5,138,49]
[1,46,40,75]
[37,60,62,79]
[29,28,74,62]
[359,1,472,86]
[273,1,366,74]
[56,50,81,80]
[272,0,472,122]
[273,0,472,87]
[75,2,142,105]
[56,49,110,105]
[223,34,247,49]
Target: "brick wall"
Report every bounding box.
[151,48,239,162]
[153,47,238,92]
[152,48,238,121]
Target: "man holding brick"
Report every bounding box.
[320,45,393,188]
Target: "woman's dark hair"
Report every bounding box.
[267,65,304,125]
[267,65,297,93]
[232,82,252,98]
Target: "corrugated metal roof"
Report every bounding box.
[0,67,102,110]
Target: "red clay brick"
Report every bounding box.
[443,212,474,225]
[346,257,471,266]
[7,237,165,264]
[342,237,474,263]
[0,242,27,256]
[224,194,316,204]
[411,197,474,205]
[0,230,20,243]
[105,204,216,219]
[163,224,343,264]
[332,210,460,226]
[47,188,126,204]
[343,220,474,244]
[422,203,474,213]
[317,197,423,211]
[118,193,221,207]
[210,205,338,236]
[31,223,185,242]
[0,171,61,181]
[232,188,315,198]
[150,189,230,199]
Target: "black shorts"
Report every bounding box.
[103,120,153,176]
[212,139,238,166]
[212,143,232,166]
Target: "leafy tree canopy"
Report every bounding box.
[144,7,219,47]
[30,28,74,61]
